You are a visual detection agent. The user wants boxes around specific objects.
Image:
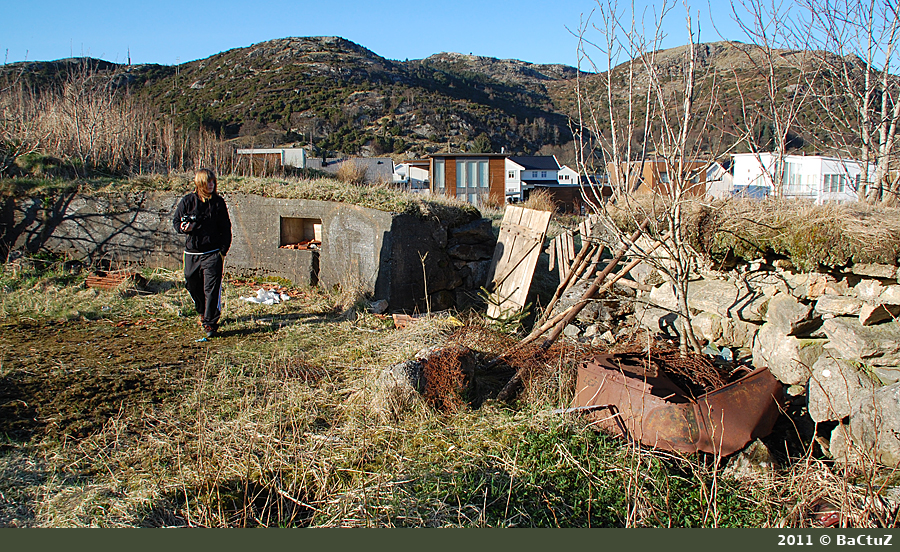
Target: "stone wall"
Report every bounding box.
[0,191,497,313]
[629,260,900,467]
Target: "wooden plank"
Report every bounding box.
[563,231,575,267]
[547,236,556,272]
[486,205,552,320]
[578,219,589,240]
[555,235,568,281]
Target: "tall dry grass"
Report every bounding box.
[523,188,557,212]
[0,64,235,177]
[335,160,368,185]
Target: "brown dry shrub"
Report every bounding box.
[479,193,505,212]
[694,198,900,270]
[335,160,368,184]
[524,188,557,212]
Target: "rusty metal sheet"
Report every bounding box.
[574,354,784,456]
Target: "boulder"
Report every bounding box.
[784,272,837,299]
[691,312,723,343]
[369,299,389,314]
[748,271,789,297]
[879,285,900,305]
[633,302,681,338]
[855,279,885,301]
[628,261,663,286]
[722,440,778,480]
[822,318,900,367]
[810,278,851,297]
[828,422,860,464]
[815,295,864,317]
[851,263,898,280]
[872,367,900,386]
[859,303,900,326]
[465,260,493,289]
[449,218,495,245]
[687,279,769,322]
[807,356,880,423]
[720,317,759,348]
[646,279,768,322]
[447,243,494,261]
[850,383,900,468]
[752,322,826,385]
[647,282,679,311]
[766,293,818,335]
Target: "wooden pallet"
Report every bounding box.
[485,205,552,320]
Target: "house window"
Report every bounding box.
[508,170,516,179]
[823,174,847,193]
[541,171,547,178]
[456,158,490,205]
[532,171,538,178]
[434,159,445,194]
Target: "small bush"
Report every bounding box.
[335,160,368,185]
[524,188,557,212]
[14,153,73,178]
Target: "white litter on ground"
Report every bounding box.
[240,288,291,305]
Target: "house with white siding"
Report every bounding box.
[393,160,431,193]
[504,156,561,202]
[732,153,872,203]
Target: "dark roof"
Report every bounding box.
[306,157,394,182]
[508,156,560,171]
[427,153,509,158]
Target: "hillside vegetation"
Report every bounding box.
[1,36,833,168]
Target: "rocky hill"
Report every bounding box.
[1,37,826,160]
[131,36,574,157]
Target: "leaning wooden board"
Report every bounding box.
[485,205,553,320]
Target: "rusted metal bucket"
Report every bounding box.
[574,354,785,456]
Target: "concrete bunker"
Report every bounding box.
[0,191,497,314]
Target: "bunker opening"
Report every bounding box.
[279,216,322,250]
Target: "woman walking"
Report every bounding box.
[173,169,232,338]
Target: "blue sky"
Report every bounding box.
[2,0,746,67]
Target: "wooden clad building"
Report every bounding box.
[428,153,508,207]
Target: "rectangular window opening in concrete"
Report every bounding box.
[279,217,322,250]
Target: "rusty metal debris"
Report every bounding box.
[85,270,144,290]
[573,353,785,456]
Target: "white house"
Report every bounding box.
[505,156,561,202]
[732,153,872,203]
[393,161,431,193]
[557,165,580,186]
[705,161,734,200]
[236,148,308,168]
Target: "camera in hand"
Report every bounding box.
[180,214,198,224]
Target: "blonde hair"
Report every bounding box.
[194,168,217,201]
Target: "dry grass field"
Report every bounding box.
[0,251,897,528]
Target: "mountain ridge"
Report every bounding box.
[1,36,823,160]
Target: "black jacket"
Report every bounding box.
[173,192,232,255]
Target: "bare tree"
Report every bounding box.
[725,0,817,196]
[573,0,728,354]
[803,0,900,204]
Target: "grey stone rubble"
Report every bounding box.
[621,260,900,468]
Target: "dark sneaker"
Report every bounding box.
[204,324,217,338]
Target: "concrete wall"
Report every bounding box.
[0,191,495,313]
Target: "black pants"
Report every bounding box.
[184,251,224,329]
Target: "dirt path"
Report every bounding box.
[0,318,221,440]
